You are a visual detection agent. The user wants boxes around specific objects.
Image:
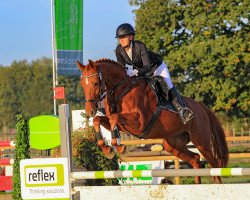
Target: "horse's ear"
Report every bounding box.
[76,60,85,71]
[88,59,96,69]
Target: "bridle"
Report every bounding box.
[81,72,105,105]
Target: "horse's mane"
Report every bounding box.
[95,58,124,69]
[94,58,129,83]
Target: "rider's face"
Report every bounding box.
[118,35,133,48]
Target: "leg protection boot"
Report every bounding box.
[111,126,126,154]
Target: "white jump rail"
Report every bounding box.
[71,168,250,180]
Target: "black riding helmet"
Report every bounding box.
[115,23,135,38]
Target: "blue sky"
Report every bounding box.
[0,0,136,66]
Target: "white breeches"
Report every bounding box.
[153,62,173,89]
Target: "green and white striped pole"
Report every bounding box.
[71,168,250,180]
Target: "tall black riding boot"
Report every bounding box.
[169,87,195,124]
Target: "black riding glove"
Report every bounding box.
[138,66,150,76]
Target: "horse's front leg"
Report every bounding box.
[93,116,115,159]
[108,113,126,154]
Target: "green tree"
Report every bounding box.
[0,59,53,129]
[20,57,54,117]
[0,61,28,129]
[130,0,249,117]
[12,114,30,200]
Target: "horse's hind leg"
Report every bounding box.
[108,113,126,154]
[93,116,115,159]
[163,135,202,184]
[195,146,222,183]
[190,126,223,183]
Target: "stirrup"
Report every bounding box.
[172,99,195,124]
[182,108,195,124]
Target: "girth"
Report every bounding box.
[137,106,162,139]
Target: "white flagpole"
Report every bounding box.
[51,0,57,115]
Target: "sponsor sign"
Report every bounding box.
[20,158,70,200]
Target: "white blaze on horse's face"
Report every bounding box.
[80,67,100,117]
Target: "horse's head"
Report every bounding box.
[77,60,101,117]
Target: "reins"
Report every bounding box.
[81,67,141,113]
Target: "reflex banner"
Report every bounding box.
[54,0,83,75]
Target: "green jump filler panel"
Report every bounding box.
[29,115,60,150]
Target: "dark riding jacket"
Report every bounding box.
[115,40,162,74]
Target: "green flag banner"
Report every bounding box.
[54,0,83,75]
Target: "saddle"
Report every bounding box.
[147,76,177,114]
[137,76,178,138]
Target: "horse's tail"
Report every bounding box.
[199,102,229,167]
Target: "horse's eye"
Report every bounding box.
[94,82,99,86]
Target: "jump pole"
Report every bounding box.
[71,168,250,180]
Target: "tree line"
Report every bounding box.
[0,57,83,131]
[0,0,249,131]
[130,0,249,118]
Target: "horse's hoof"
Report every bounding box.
[101,145,115,159]
[105,150,115,159]
[115,145,126,154]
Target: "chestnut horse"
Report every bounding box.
[77,59,228,184]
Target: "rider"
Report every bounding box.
[115,23,195,124]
